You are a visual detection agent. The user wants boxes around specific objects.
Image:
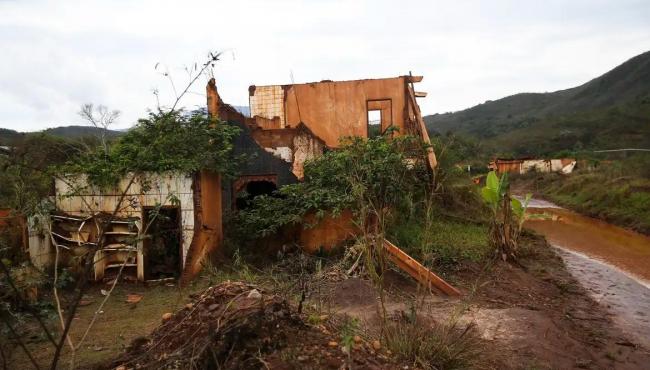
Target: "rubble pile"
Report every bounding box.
[108,281,392,369]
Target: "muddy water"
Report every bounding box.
[523,201,650,347]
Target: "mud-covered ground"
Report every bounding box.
[6,236,649,369]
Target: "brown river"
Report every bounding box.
[522,198,650,348]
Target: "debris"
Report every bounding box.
[247,289,262,299]
[100,289,108,296]
[384,239,461,296]
[109,281,391,369]
[125,294,142,304]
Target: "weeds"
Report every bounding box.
[383,315,481,369]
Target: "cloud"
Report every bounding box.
[1,0,649,131]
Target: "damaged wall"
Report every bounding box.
[490,158,577,175]
[246,75,433,180]
[29,173,196,278]
[249,77,415,148]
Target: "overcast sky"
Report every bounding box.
[1,0,649,131]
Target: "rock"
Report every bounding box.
[353,335,362,343]
[328,341,338,347]
[208,304,219,311]
[372,340,381,350]
[161,312,173,322]
[185,303,193,310]
[247,289,262,299]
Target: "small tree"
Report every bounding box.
[480,171,531,262]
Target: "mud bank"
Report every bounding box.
[523,199,650,350]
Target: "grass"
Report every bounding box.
[389,214,491,269]
[531,160,650,234]
[5,275,214,369]
[383,315,482,369]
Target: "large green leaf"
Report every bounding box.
[498,172,509,196]
[486,171,499,191]
[510,197,523,218]
[481,187,498,205]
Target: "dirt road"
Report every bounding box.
[523,198,650,348]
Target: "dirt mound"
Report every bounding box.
[107,281,394,369]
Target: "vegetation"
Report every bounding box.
[529,155,650,234]
[0,134,81,215]
[383,316,481,369]
[0,126,123,146]
[233,133,430,241]
[60,109,240,189]
[481,171,530,262]
[425,50,650,156]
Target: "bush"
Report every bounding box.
[232,133,430,242]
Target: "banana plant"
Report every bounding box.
[480,171,531,261]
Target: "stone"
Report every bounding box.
[161,312,172,322]
[372,340,381,350]
[353,335,362,343]
[247,289,262,299]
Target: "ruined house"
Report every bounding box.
[28,74,442,288]
[489,158,577,175]
[217,75,436,205]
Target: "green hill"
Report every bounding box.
[0,126,124,146]
[425,50,650,156]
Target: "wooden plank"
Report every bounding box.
[407,87,438,169]
[383,239,461,296]
[406,75,423,83]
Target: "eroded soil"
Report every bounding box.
[6,237,649,369]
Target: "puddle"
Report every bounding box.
[522,200,650,347]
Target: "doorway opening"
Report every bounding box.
[235,180,278,209]
[143,206,181,280]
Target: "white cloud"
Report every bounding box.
[1,0,649,131]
